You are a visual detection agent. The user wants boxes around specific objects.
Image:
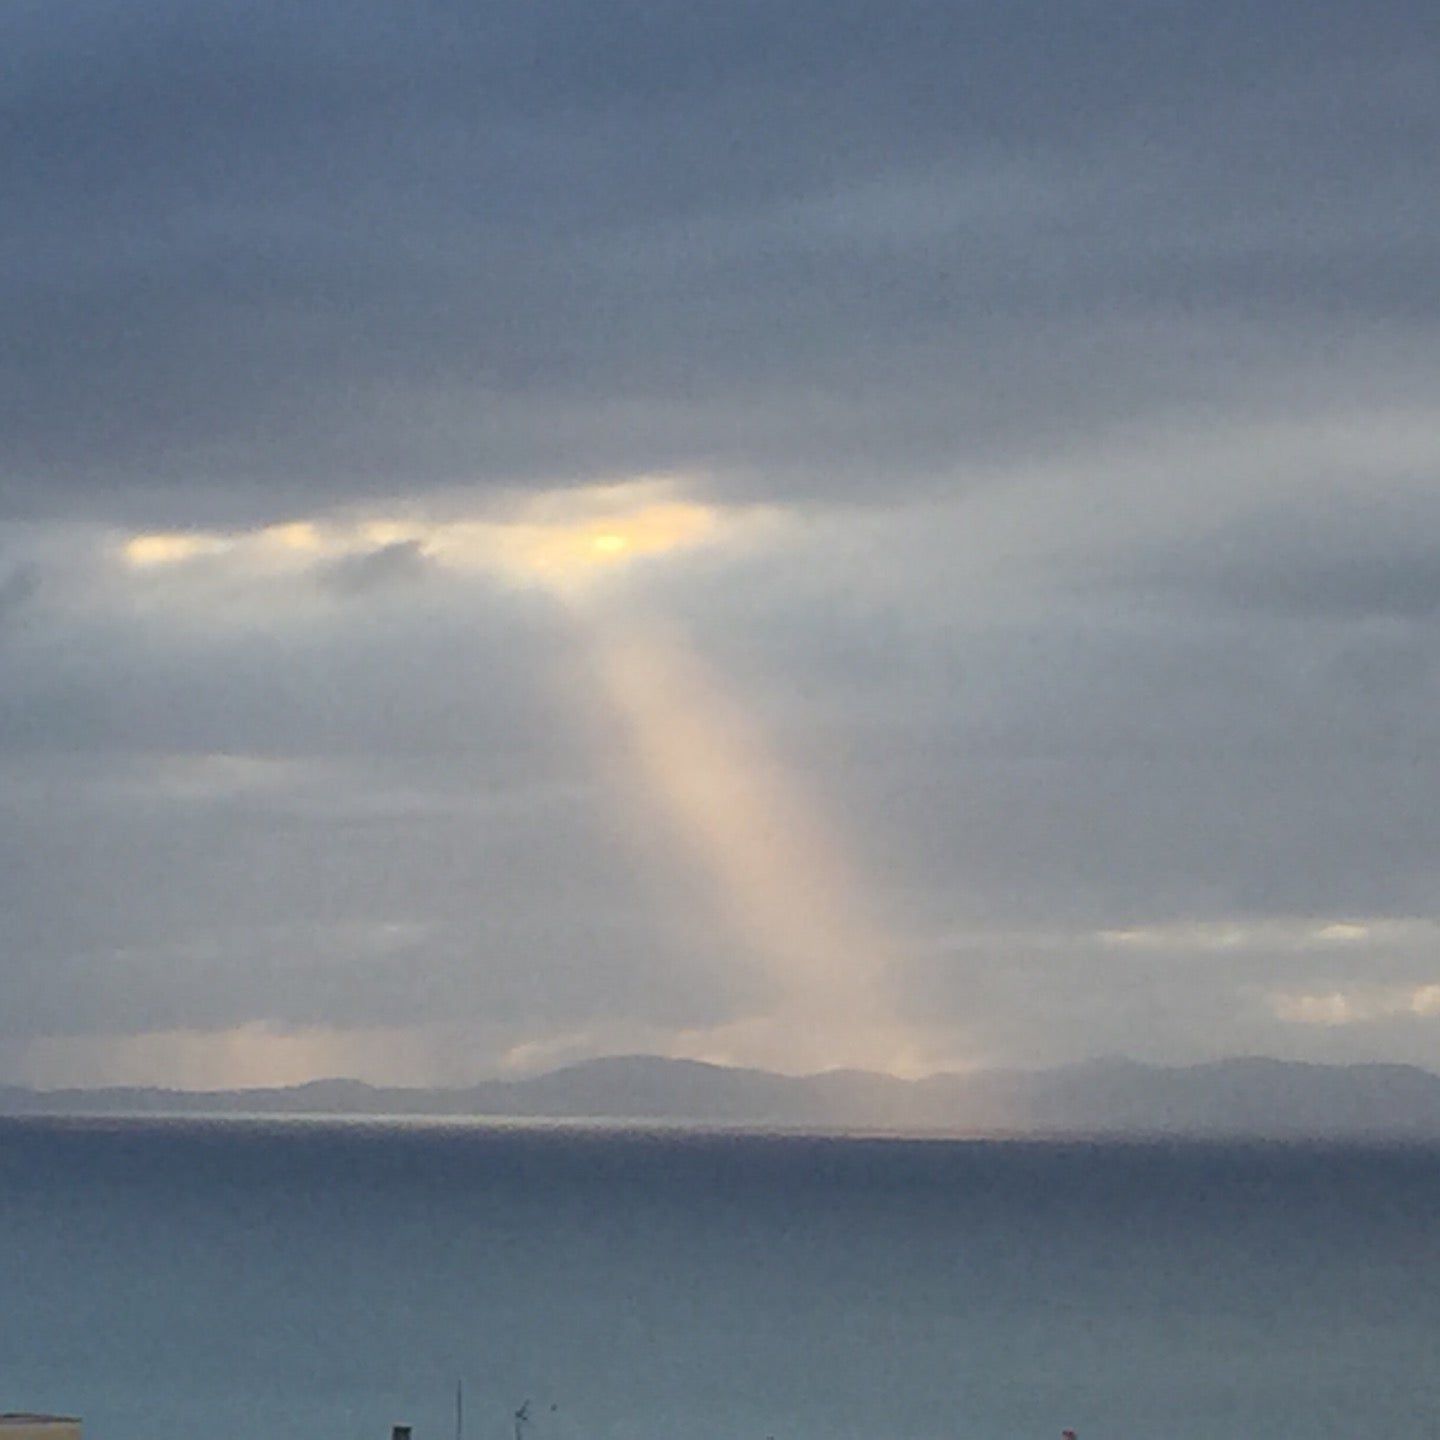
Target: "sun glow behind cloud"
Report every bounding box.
[123,531,233,567]
[117,479,730,588]
[487,497,719,583]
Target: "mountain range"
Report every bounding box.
[5,1054,1440,1137]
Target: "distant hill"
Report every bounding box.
[5,1054,1440,1136]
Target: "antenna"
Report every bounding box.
[514,1400,530,1440]
[455,1382,463,1440]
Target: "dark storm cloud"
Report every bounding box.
[4,0,1438,522]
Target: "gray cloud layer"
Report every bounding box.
[5,0,1438,521]
[3,0,1439,1083]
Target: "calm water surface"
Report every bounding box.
[2,1117,1438,1440]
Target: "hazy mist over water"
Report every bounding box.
[3,1119,1439,1440]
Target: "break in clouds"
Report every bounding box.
[2,0,1439,1086]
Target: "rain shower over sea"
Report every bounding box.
[3,1116,1438,1440]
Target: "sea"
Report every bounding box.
[2,1117,1438,1440]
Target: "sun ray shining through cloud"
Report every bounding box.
[108,480,936,1073]
[570,606,924,1074]
[481,492,950,1074]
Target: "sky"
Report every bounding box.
[3,0,1440,1088]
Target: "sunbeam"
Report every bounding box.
[575,605,921,1074]
[115,481,933,1074]
[492,489,925,1074]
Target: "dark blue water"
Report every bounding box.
[3,1118,1438,1440]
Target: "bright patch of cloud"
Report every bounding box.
[115,479,747,593]
[482,488,725,583]
[1099,917,1435,954]
[123,532,231,567]
[1270,984,1440,1027]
